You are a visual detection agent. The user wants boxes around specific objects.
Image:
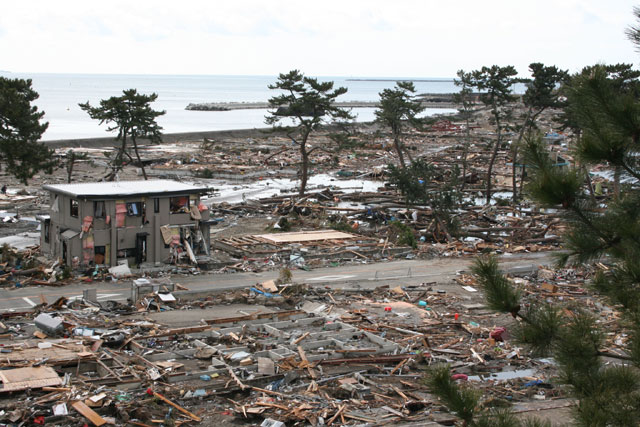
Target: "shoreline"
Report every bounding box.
[185,93,462,111]
[42,126,281,148]
[185,100,458,111]
[42,108,459,149]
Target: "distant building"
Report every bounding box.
[40,180,212,268]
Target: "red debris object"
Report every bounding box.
[451,373,468,381]
[454,313,459,321]
[490,327,507,341]
[146,387,154,395]
[429,120,462,132]
[384,307,392,312]
[33,416,45,425]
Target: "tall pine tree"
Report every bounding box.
[0,77,57,184]
[265,70,353,196]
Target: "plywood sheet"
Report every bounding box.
[0,366,62,392]
[1,342,89,364]
[253,230,356,244]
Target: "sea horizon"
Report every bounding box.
[0,72,466,140]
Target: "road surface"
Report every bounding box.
[0,252,554,312]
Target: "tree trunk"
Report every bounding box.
[486,118,501,205]
[131,135,148,180]
[519,165,526,195]
[393,133,406,168]
[299,131,310,196]
[108,132,128,181]
[511,108,533,204]
[460,113,471,191]
[67,156,74,183]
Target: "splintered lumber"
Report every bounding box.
[298,345,317,379]
[72,401,107,426]
[328,404,346,425]
[318,354,413,365]
[227,366,249,390]
[390,358,409,375]
[152,391,202,422]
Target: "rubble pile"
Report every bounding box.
[0,261,621,425]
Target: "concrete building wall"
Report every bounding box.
[42,190,210,269]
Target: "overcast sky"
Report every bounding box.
[1,0,638,77]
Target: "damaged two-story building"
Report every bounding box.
[40,180,212,268]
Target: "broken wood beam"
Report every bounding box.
[72,401,107,426]
[152,391,202,422]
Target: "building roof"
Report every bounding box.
[43,180,210,200]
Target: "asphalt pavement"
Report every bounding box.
[0,251,555,312]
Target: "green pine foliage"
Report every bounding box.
[425,364,551,427]
[511,63,568,202]
[472,255,640,425]
[469,65,519,205]
[375,81,426,168]
[454,70,475,191]
[0,77,57,184]
[265,70,354,196]
[79,89,165,180]
[471,256,522,315]
[387,158,462,239]
[425,364,480,425]
[513,302,562,356]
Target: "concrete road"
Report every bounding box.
[0,251,555,313]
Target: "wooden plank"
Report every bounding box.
[253,230,355,244]
[72,401,107,426]
[152,392,202,422]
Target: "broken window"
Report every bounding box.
[70,199,79,217]
[154,198,160,213]
[44,219,50,244]
[94,201,105,218]
[117,248,136,259]
[94,246,106,265]
[170,196,189,214]
[127,202,143,216]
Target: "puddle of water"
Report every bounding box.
[468,368,537,382]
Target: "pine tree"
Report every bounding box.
[265,70,353,196]
[454,70,475,191]
[511,63,568,202]
[425,364,551,427]
[0,77,57,184]
[79,89,165,181]
[470,66,519,205]
[64,149,89,183]
[375,81,426,168]
[387,158,461,242]
[471,60,640,425]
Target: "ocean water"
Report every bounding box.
[1,73,464,141]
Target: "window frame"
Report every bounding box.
[44,219,51,244]
[70,199,79,218]
[126,202,143,217]
[94,201,106,218]
[169,196,190,214]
